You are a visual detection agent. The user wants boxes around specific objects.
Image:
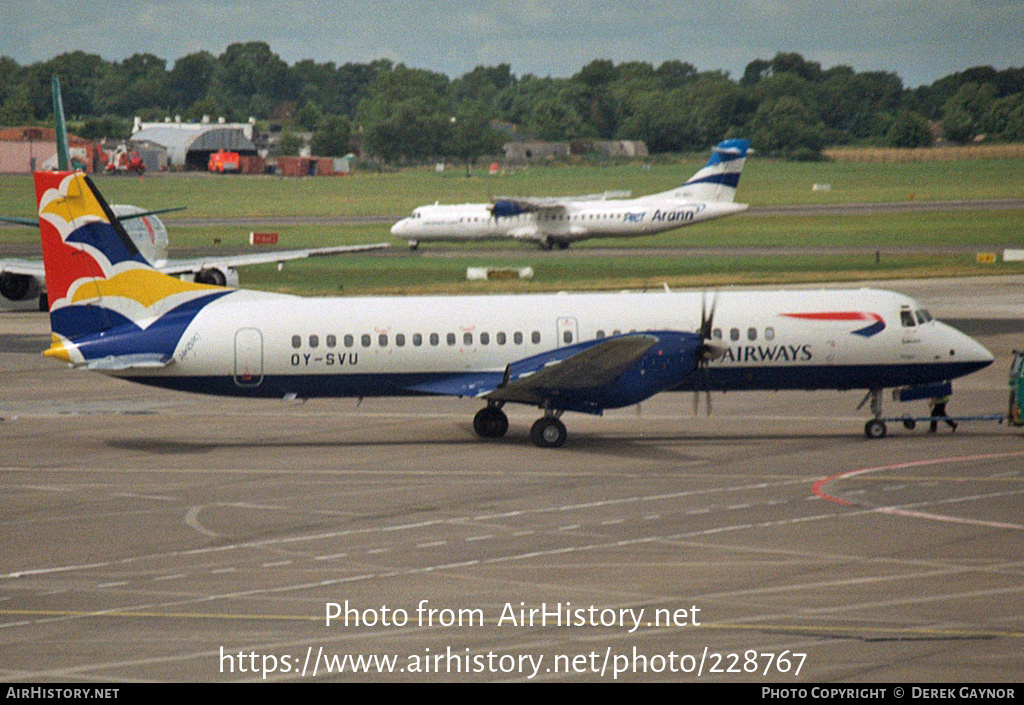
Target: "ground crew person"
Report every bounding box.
[929,395,957,433]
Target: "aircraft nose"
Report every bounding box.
[391,219,408,236]
[945,323,994,367]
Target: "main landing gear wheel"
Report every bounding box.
[530,417,567,448]
[473,406,509,438]
[864,418,887,439]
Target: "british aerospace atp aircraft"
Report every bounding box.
[0,77,388,310]
[391,139,750,250]
[34,165,993,447]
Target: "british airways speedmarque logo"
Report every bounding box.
[781,312,886,337]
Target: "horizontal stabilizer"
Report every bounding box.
[84,353,174,371]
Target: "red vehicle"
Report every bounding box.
[209,149,240,173]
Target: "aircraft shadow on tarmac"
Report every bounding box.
[102,426,1014,461]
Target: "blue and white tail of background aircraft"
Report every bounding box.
[640,138,749,203]
[35,160,993,447]
[391,139,752,250]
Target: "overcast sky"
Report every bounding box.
[2,0,1022,87]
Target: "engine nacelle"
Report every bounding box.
[192,267,239,288]
[0,272,41,302]
[491,199,527,218]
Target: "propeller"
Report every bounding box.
[693,291,727,416]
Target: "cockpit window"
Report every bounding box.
[900,311,916,327]
[917,309,933,323]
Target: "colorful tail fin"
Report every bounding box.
[35,170,228,366]
[646,138,750,203]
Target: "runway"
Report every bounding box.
[0,276,1022,682]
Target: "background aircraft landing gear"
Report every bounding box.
[473,404,508,438]
[530,414,567,448]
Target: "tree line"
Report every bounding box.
[1,43,1022,162]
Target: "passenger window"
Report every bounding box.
[563,331,573,344]
[901,311,916,327]
[413,333,422,346]
[430,332,439,346]
[464,332,473,345]
[747,328,757,341]
[447,333,456,346]
[612,329,621,336]
[712,328,722,340]
[361,334,371,347]
[497,332,506,345]
[480,332,489,345]
[765,327,775,341]
[344,334,354,347]
[379,334,388,347]
[596,330,605,339]
[326,334,336,348]
[513,332,523,345]
[531,331,541,344]
[396,334,405,347]
[309,335,319,348]
[291,335,301,349]
[730,328,740,341]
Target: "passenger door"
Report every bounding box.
[234,328,263,387]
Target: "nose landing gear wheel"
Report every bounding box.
[864,418,887,439]
[473,406,509,438]
[530,417,567,448]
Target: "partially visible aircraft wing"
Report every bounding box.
[492,191,631,210]
[1,207,185,228]
[155,242,390,275]
[0,259,45,278]
[0,216,39,227]
[2,244,389,306]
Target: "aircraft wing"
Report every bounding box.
[490,190,632,219]
[492,191,630,210]
[486,334,658,405]
[400,335,658,403]
[0,259,45,278]
[155,242,390,276]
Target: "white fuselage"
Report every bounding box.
[111,287,992,402]
[391,198,748,247]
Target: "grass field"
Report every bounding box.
[1,155,1022,295]
[1,154,1022,219]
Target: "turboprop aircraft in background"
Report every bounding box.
[391,139,750,250]
[1,77,387,310]
[33,166,993,447]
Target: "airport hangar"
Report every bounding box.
[129,118,258,172]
